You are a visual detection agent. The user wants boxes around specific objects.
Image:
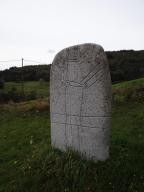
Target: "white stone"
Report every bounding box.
[50,43,112,161]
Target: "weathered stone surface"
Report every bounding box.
[50,43,112,161]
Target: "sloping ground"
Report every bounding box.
[112,77,144,103]
[0,78,144,192]
[113,77,144,89]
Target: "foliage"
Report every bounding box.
[0,88,37,103]
[0,65,51,82]
[107,50,144,83]
[0,79,4,89]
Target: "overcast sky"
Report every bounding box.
[0,0,144,70]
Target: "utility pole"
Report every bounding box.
[21,58,25,97]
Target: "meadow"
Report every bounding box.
[5,81,49,98]
[113,77,144,89]
[0,78,144,192]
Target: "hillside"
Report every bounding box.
[113,77,144,89]
[0,65,51,82]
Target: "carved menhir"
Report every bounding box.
[50,43,112,161]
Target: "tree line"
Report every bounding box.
[0,50,144,83]
[107,50,144,83]
[0,65,51,82]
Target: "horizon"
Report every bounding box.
[0,48,144,71]
[0,0,144,70]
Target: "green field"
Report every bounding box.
[5,81,49,98]
[0,78,144,192]
[2,77,144,99]
[113,77,144,89]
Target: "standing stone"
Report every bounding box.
[50,43,112,161]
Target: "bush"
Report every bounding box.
[0,91,9,103]
[0,87,38,104]
[26,91,37,101]
[0,80,4,89]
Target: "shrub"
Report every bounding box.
[0,80,4,89]
[0,91,9,103]
[26,91,37,101]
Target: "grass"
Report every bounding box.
[4,77,144,94]
[3,77,144,99]
[0,78,144,191]
[112,77,144,104]
[112,77,144,89]
[0,110,50,192]
[5,81,49,98]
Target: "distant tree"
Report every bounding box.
[0,79,4,89]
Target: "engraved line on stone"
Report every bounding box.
[66,67,103,88]
[64,66,104,88]
[65,60,100,86]
[77,62,82,150]
[69,62,73,147]
[51,122,107,129]
[80,65,100,84]
[67,47,79,61]
[52,113,110,118]
[69,85,83,88]
[66,80,82,85]
[81,66,104,85]
[87,71,105,88]
[69,83,83,88]
[79,86,84,151]
[68,59,78,62]
[65,82,86,88]
[67,50,80,148]
[64,59,69,146]
[84,69,103,87]
[79,64,101,84]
